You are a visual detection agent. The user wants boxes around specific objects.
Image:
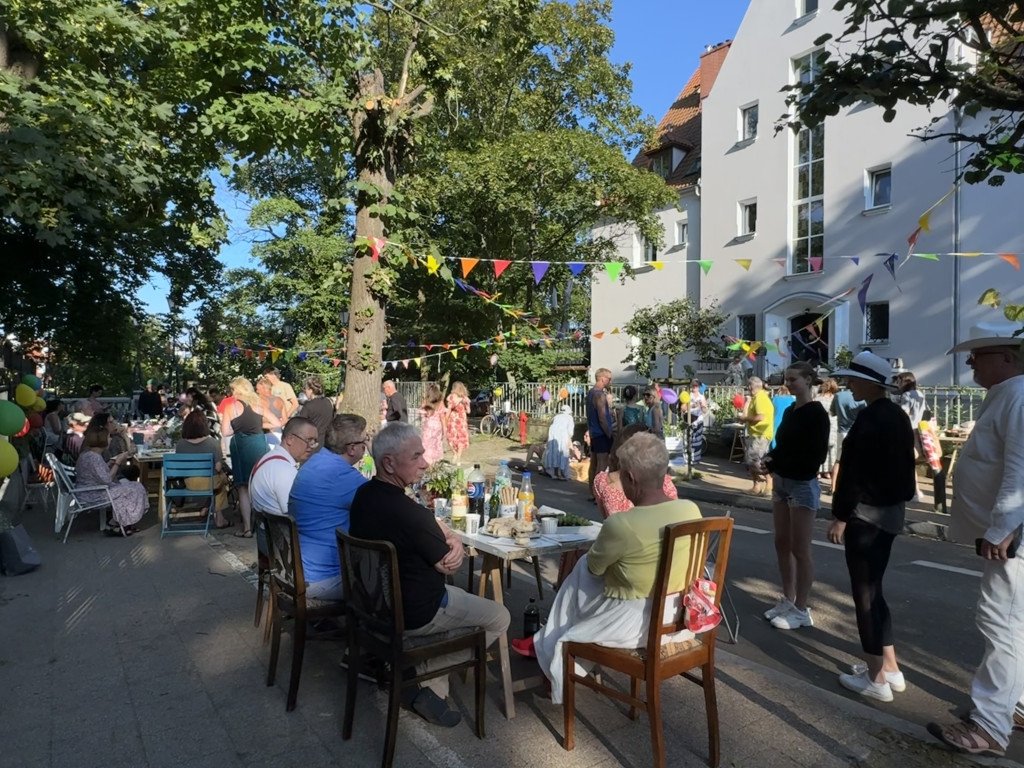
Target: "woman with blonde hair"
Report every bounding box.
[445,381,470,464]
[816,377,840,489]
[220,377,268,538]
[419,383,447,465]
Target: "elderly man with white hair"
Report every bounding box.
[348,422,510,728]
[511,431,702,703]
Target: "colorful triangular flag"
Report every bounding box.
[734,259,752,271]
[493,260,512,278]
[460,258,479,278]
[426,254,439,274]
[604,262,624,282]
[649,261,664,270]
[697,260,713,275]
[809,256,823,272]
[913,253,939,260]
[568,262,586,276]
[999,253,1020,270]
[531,261,550,284]
[857,273,874,313]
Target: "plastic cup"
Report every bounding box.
[433,498,448,517]
[466,515,481,535]
[541,517,558,535]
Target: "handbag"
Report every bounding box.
[683,578,721,633]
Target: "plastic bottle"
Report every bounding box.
[467,464,486,520]
[523,598,541,637]
[494,459,516,517]
[517,471,534,523]
[450,465,468,531]
[494,459,513,490]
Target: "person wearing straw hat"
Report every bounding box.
[826,351,915,703]
[928,322,1024,757]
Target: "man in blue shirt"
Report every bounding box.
[289,414,369,601]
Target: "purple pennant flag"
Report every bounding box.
[849,256,860,266]
[229,346,238,355]
[857,273,874,313]
[298,351,307,361]
[882,253,902,292]
[453,278,467,291]
[532,261,550,284]
[217,344,225,354]
[568,262,586,276]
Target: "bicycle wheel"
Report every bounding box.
[498,417,514,439]
[479,414,497,436]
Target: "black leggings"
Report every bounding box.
[844,518,896,656]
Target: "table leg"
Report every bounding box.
[479,552,515,719]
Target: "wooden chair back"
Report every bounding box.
[335,529,404,647]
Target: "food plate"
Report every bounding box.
[479,530,542,541]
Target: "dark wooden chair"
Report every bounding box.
[260,511,347,711]
[563,516,734,768]
[336,528,486,768]
[252,511,273,643]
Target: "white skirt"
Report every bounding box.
[534,554,693,704]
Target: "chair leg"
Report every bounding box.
[629,676,641,720]
[383,662,403,768]
[466,553,474,593]
[475,634,486,739]
[505,559,512,589]
[703,661,720,767]
[342,638,360,740]
[62,512,75,544]
[647,675,665,768]
[563,648,576,751]
[262,600,273,645]
[286,617,306,711]
[531,557,544,599]
[253,575,265,627]
[267,603,282,687]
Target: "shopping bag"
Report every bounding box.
[683,578,721,633]
[0,524,42,576]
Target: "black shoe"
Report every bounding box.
[410,688,461,728]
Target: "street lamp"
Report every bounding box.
[339,306,350,329]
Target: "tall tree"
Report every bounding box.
[781,1,1024,185]
[621,298,730,380]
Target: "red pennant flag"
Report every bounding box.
[999,253,1020,270]
[442,343,450,350]
[332,358,340,367]
[493,259,512,278]
[425,344,433,350]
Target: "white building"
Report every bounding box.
[590,42,731,383]
[698,1,1024,385]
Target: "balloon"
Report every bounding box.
[660,388,678,405]
[28,412,43,429]
[14,383,35,407]
[540,390,550,401]
[0,440,17,478]
[559,387,568,400]
[493,387,503,397]
[698,383,706,395]
[31,397,46,412]
[0,400,26,435]
[21,374,40,390]
[13,417,29,438]
[732,393,746,409]
[679,390,691,405]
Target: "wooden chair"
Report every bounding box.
[336,528,486,768]
[261,512,347,711]
[563,516,734,768]
[161,453,215,538]
[252,510,273,643]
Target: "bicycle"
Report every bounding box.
[479,409,514,439]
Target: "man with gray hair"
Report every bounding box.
[288,414,369,601]
[349,423,510,728]
[735,376,774,496]
[381,379,408,423]
[512,432,702,704]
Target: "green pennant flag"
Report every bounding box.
[914,253,940,260]
[605,261,624,281]
[698,259,713,275]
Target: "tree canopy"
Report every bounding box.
[782,1,1024,185]
[621,298,730,380]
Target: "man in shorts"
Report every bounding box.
[736,376,774,495]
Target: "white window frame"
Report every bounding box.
[790,49,825,275]
[739,102,759,142]
[739,199,758,237]
[643,238,658,262]
[650,153,671,179]
[797,0,818,17]
[864,301,890,345]
[676,221,689,248]
[865,164,892,210]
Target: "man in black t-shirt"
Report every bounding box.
[381,380,408,423]
[349,423,509,728]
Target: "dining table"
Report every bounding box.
[454,521,602,719]
[133,448,174,517]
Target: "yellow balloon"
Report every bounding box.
[14,383,35,407]
[32,397,46,412]
[493,387,503,397]
[679,390,691,404]
[0,440,17,478]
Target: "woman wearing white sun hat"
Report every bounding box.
[827,351,916,703]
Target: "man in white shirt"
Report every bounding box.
[249,417,319,516]
[929,323,1024,758]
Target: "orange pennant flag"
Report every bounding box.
[999,253,1020,270]
[593,331,605,339]
[460,258,479,278]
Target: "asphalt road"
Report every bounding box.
[510,462,1024,763]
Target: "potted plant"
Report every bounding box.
[422,460,459,504]
[663,423,685,452]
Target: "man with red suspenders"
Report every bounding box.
[249,417,319,517]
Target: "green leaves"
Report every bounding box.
[621,298,730,380]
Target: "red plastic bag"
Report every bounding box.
[683,578,721,633]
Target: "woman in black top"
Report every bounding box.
[762,361,830,631]
[828,352,915,703]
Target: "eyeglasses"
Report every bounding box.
[967,349,1008,364]
[295,435,319,447]
[346,437,369,448]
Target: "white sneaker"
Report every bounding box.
[763,597,794,621]
[839,670,893,702]
[851,663,906,693]
[770,605,813,630]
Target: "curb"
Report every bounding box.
[677,481,952,542]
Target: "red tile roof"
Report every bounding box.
[633,40,732,189]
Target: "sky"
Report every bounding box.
[136,0,752,314]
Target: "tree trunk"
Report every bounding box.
[345,70,391,430]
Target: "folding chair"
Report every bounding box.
[24,455,56,514]
[47,453,118,542]
[706,511,739,644]
[161,453,215,538]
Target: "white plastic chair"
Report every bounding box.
[47,453,119,542]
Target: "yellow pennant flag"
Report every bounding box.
[610,328,620,334]
[450,348,458,358]
[918,185,956,232]
[413,357,422,367]
[426,254,440,274]
[271,349,280,363]
[649,261,664,270]
[734,259,752,271]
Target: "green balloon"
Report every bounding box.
[0,400,26,436]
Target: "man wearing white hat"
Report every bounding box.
[929,322,1024,757]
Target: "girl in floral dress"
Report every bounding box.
[419,383,447,465]
[445,381,470,464]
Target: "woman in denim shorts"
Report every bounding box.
[761,361,830,630]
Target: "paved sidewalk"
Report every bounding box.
[2,494,1015,768]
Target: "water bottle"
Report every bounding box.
[494,459,516,517]
[467,463,486,520]
[517,471,534,523]
[523,598,541,637]
[494,459,512,490]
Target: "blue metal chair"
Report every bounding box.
[161,453,215,538]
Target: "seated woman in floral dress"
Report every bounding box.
[76,427,148,536]
[593,423,677,519]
